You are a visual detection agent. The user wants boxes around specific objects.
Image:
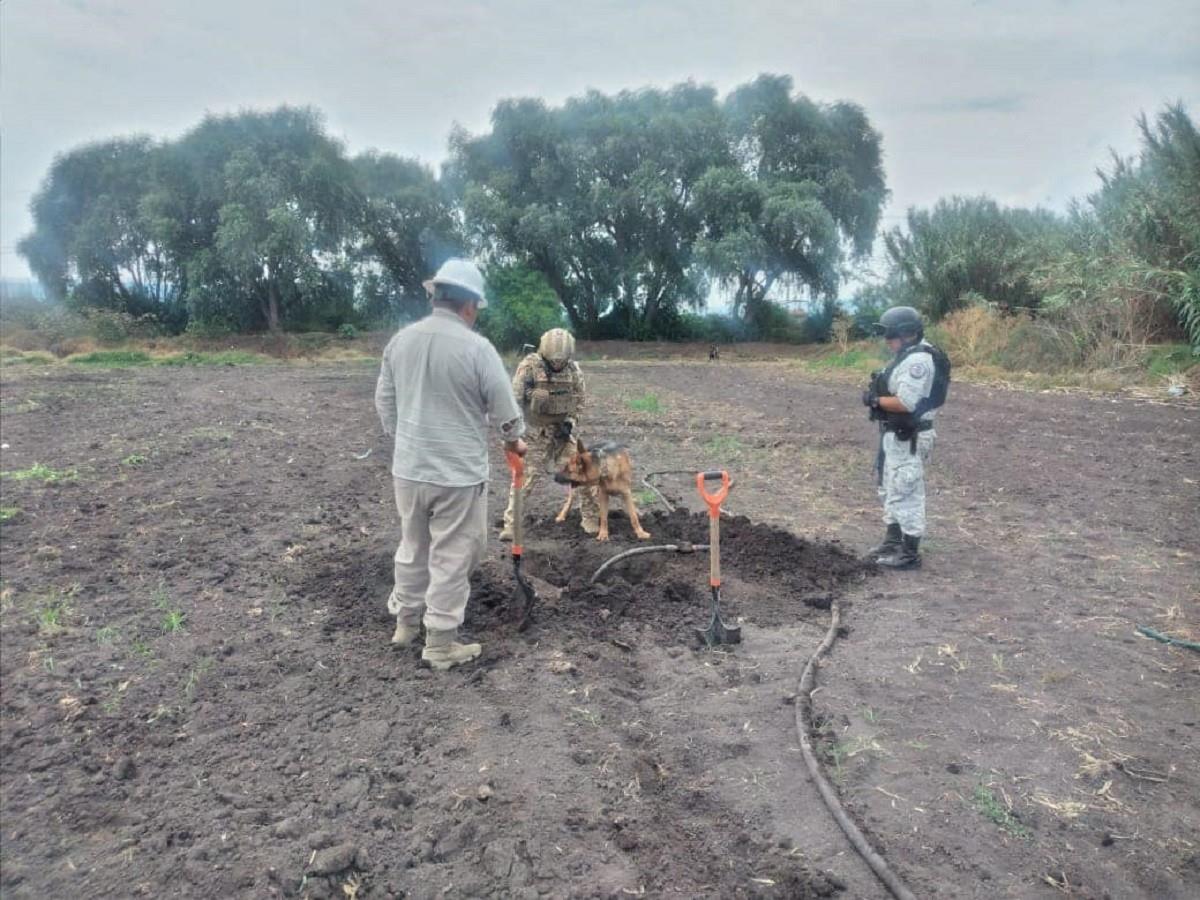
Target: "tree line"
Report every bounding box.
[18,78,1197,350]
[18,75,886,344]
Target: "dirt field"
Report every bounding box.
[1,358,1197,899]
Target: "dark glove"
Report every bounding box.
[554,419,574,442]
[522,376,536,402]
[862,389,879,409]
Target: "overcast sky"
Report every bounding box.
[2,0,1197,282]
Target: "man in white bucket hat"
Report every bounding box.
[375,258,527,670]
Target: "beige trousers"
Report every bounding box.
[387,478,486,633]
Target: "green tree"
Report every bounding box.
[18,137,185,323]
[171,107,357,332]
[694,75,887,336]
[450,82,730,338]
[350,151,460,325]
[477,263,565,350]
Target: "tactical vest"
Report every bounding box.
[874,341,951,433]
[528,361,576,419]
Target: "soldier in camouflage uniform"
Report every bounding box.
[862,306,938,570]
[500,328,601,540]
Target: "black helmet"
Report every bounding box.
[875,306,924,340]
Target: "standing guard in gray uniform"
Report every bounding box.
[862,306,950,570]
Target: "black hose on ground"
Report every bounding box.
[592,537,916,897]
[589,543,708,584]
[794,600,918,900]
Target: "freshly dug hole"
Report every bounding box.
[468,509,870,640]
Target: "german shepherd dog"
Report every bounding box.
[554,438,652,542]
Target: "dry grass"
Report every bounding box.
[936,306,1021,368]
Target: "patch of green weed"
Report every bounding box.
[634,489,659,507]
[972,785,1031,838]
[67,350,155,367]
[811,348,875,370]
[0,349,55,366]
[158,350,273,366]
[704,434,744,458]
[626,393,663,414]
[1,463,77,484]
[0,506,21,523]
[35,593,73,635]
[1145,343,1197,378]
[153,580,185,633]
[121,454,148,467]
[183,657,215,699]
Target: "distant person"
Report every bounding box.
[861,306,950,569]
[374,258,527,670]
[500,328,601,540]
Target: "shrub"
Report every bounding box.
[710,314,751,343]
[184,316,237,339]
[83,309,163,344]
[675,311,749,343]
[931,305,1022,368]
[337,323,358,340]
[1,305,89,353]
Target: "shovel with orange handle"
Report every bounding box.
[695,470,741,646]
[506,450,538,632]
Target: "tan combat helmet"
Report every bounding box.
[538,328,575,371]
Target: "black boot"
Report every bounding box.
[868,523,902,559]
[877,533,921,569]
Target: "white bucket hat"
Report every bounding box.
[422,258,488,309]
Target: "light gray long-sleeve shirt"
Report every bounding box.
[374,309,525,487]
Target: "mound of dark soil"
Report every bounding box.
[473,508,869,639]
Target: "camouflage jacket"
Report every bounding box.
[512,353,586,427]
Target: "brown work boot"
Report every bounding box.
[421,629,482,671]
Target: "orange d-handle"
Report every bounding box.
[696,470,730,588]
[506,450,526,556]
[696,470,730,518]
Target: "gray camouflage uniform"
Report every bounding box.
[879,343,936,537]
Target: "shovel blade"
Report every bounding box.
[695,587,742,646]
[696,617,742,647]
[513,557,537,632]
